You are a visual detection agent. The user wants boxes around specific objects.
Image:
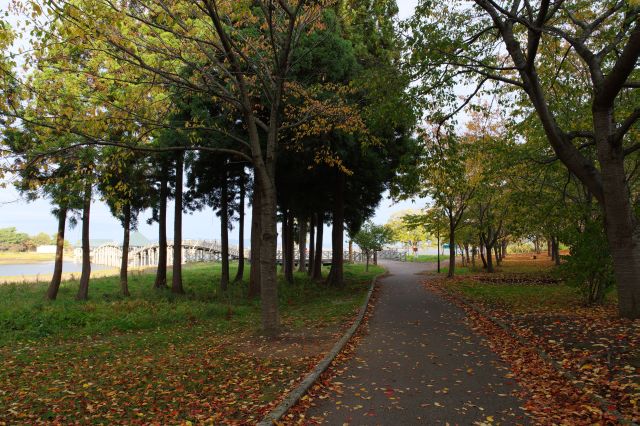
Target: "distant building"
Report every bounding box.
[36,245,57,254]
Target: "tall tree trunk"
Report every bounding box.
[155,170,168,289]
[485,242,494,273]
[553,236,561,266]
[220,164,230,292]
[327,175,345,287]
[297,217,306,273]
[47,206,67,300]
[547,238,552,257]
[494,245,501,266]
[313,213,323,281]
[348,240,353,263]
[551,237,557,262]
[258,175,279,336]
[365,252,370,271]
[448,216,456,278]
[465,243,471,266]
[234,171,246,283]
[120,203,131,297]
[248,173,261,298]
[308,215,315,276]
[76,180,92,300]
[285,212,294,283]
[172,153,185,294]
[502,239,508,258]
[471,245,477,269]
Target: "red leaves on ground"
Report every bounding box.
[425,278,640,424]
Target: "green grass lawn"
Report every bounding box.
[406,254,449,262]
[0,262,383,345]
[0,262,384,424]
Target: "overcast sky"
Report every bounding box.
[0,0,425,245]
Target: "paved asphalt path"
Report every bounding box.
[306,260,529,425]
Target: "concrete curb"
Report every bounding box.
[441,288,638,426]
[258,271,385,426]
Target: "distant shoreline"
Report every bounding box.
[0,251,60,265]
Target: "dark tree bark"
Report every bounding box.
[285,211,294,283]
[120,203,131,297]
[47,206,67,300]
[494,244,501,266]
[479,237,487,269]
[464,243,471,266]
[547,238,552,257]
[172,153,185,295]
[448,215,456,278]
[234,170,246,283]
[248,173,261,298]
[551,237,557,262]
[485,241,494,273]
[313,212,323,281]
[348,240,353,263]
[76,180,92,301]
[308,214,315,276]
[154,170,168,289]
[553,236,561,266]
[327,175,345,287]
[297,217,307,273]
[501,240,508,258]
[471,245,477,269]
[373,251,378,266]
[220,164,230,292]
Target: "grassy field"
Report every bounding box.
[405,254,448,262]
[0,251,57,264]
[0,262,384,424]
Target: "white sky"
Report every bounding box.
[0,0,425,245]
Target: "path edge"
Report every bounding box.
[438,286,638,426]
[257,270,386,426]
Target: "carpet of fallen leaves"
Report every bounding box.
[427,254,640,424]
[276,286,382,425]
[0,315,363,425]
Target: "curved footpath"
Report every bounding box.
[306,260,529,424]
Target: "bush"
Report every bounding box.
[560,220,615,305]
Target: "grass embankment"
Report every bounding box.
[0,251,57,264]
[405,254,448,262]
[0,262,383,424]
[428,253,638,422]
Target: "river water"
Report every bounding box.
[0,261,112,277]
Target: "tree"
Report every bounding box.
[352,222,392,271]
[408,0,640,318]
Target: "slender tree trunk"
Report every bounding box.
[551,237,557,262]
[285,212,294,283]
[154,170,168,289]
[494,245,501,266]
[308,215,315,276]
[448,217,456,278]
[373,251,378,265]
[348,240,353,263]
[297,217,306,273]
[502,239,508,258]
[465,243,470,266]
[248,173,261,298]
[120,203,131,297]
[172,153,185,294]
[553,236,561,266]
[327,175,345,287]
[313,213,323,280]
[220,165,230,292]
[365,252,370,272]
[47,206,67,300]
[281,210,288,274]
[234,171,246,283]
[76,181,92,300]
[547,238,552,257]
[479,236,487,269]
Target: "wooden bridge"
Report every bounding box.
[91,240,366,268]
[91,240,246,268]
